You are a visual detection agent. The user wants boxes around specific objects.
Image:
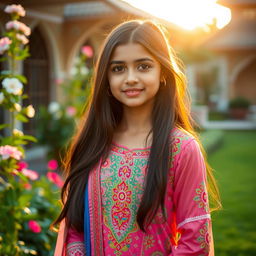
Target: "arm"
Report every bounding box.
[170,139,214,256]
[66,227,86,256]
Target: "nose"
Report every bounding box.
[125,69,138,85]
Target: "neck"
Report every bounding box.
[117,104,153,134]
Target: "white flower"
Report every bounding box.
[2,78,23,95]
[26,105,35,118]
[13,128,24,136]
[48,102,60,114]
[0,92,4,104]
[81,66,89,76]
[16,33,29,45]
[14,103,22,112]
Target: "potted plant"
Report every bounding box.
[229,97,250,120]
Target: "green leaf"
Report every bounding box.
[13,75,27,84]
[21,135,38,143]
[0,124,10,130]
[15,113,29,122]
[18,194,33,208]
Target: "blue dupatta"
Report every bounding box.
[84,183,91,255]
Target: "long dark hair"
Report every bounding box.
[54,20,221,232]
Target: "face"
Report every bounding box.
[108,43,161,109]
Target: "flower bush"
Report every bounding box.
[36,45,93,163]
[0,5,62,255]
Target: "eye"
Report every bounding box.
[111,65,125,73]
[138,63,152,71]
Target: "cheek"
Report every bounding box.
[109,76,124,92]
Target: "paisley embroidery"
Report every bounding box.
[118,166,132,179]
[101,152,147,254]
[193,181,209,212]
[99,128,204,255]
[197,222,210,256]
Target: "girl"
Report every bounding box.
[54,20,221,256]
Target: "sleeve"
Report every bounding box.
[66,227,86,256]
[170,139,214,256]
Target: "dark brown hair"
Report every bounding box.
[54,20,221,232]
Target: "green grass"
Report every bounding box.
[208,130,256,255]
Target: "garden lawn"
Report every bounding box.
[208,130,256,256]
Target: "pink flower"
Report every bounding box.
[66,106,76,117]
[47,172,64,188]
[81,45,93,58]
[55,78,63,85]
[0,37,12,54]
[0,145,23,160]
[28,220,41,233]
[22,169,39,180]
[16,33,29,44]
[6,20,31,36]
[23,183,32,190]
[4,4,26,17]
[47,159,58,170]
[17,161,28,171]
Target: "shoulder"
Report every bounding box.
[169,127,202,164]
[170,126,197,150]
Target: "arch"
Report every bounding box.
[233,58,256,104]
[23,25,51,138]
[30,20,63,91]
[66,20,109,73]
[230,55,256,85]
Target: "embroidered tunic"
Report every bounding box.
[57,128,213,256]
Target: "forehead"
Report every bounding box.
[110,43,156,62]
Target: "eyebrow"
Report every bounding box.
[110,58,154,65]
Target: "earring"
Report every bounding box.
[161,77,167,87]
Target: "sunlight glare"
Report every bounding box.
[123,0,231,30]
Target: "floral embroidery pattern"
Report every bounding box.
[100,128,201,255]
[101,153,147,254]
[193,182,209,212]
[143,234,155,249]
[197,222,210,255]
[118,166,132,179]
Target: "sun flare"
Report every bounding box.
[123,0,231,30]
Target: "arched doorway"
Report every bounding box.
[23,26,50,141]
[234,58,256,104]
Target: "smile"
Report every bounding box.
[122,88,144,97]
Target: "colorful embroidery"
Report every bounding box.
[66,242,86,256]
[193,182,209,212]
[97,127,210,255]
[143,234,155,249]
[151,252,164,256]
[101,152,147,254]
[197,222,210,255]
[170,128,192,168]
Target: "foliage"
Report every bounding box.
[0,5,61,255]
[209,131,256,255]
[229,97,251,109]
[35,46,93,163]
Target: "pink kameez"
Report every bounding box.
[55,128,214,256]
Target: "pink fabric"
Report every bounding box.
[66,228,85,256]
[54,219,67,256]
[55,128,214,255]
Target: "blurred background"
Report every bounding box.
[0,0,255,255]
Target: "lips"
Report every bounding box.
[122,88,144,97]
